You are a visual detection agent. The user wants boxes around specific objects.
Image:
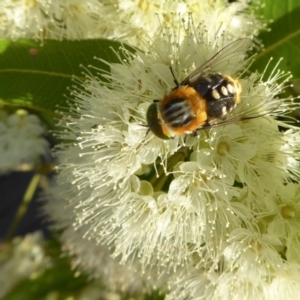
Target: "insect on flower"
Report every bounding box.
[146,38,280,140]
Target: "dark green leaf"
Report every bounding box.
[0,39,135,125]
[251,1,300,80]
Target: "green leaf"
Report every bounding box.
[256,1,299,20]
[0,39,135,125]
[251,1,300,81]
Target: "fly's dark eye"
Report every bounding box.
[146,103,172,140]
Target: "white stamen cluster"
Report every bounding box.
[0,109,49,174]
[47,15,300,298]
[0,0,106,40]
[0,0,264,45]
[0,232,50,299]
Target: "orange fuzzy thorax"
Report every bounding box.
[160,86,207,134]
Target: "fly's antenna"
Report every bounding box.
[170,66,180,88]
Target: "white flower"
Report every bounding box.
[107,0,263,47]
[0,109,49,174]
[45,181,153,294]
[49,15,299,298]
[166,266,271,300]
[286,232,300,263]
[51,15,294,267]
[1,0,50,39]
[0,231,50,299]
[1,0,263,44]
[165,228,300,300]
[0,0,105,40]
[266,183,300,239]
[224,229,283,280]
[265,263,300,299]
[235,117,294,198]
[197,123,257,183]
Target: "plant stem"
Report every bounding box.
[5,173,42,241]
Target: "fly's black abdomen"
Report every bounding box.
[191,74,238,120]
[162,97,195,128]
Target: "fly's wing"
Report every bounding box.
[197,94,281,131]
[181,38,252,85]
